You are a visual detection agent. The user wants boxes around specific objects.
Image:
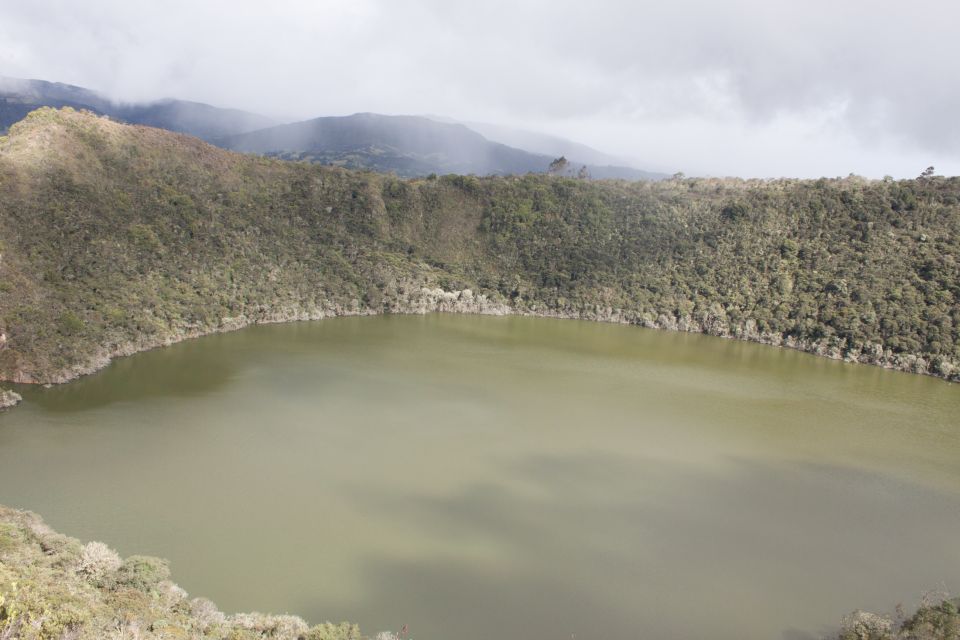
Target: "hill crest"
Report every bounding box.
[0,109,957,386]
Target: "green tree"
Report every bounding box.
[548,156,569,175]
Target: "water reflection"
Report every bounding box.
[0,315,957,640]
[15,338,240,412]
[339,452,960,640]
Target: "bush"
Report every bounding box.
[231,612,309,638]
[1,506,370,639]
[839,611,894,640]
[111,555,170,592]
[190,596,226,630]
[76,540,121,582]
[720,201,749,221]
[839,598,960,640]
[900,599,960,639]
[0,564,93,639]
[304,622,362,640]
[59,311,85,335]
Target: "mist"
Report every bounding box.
[1,0,958,178]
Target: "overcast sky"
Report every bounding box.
[2,0,958,178]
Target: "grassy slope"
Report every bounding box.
[0,107,958,385]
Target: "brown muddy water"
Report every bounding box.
[1,314,958,639]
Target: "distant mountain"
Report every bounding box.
[425,115,668,180]
[425,116,619,165]
[0,76,663,179]
[215,113,550,176]
[0,76,276,141]
[217,112,664,179]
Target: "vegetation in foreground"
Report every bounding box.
[0,504,956,640]
[839,599,960,640]
[0,388,20,409]
[0,505,366,640]
[0,107,958,385]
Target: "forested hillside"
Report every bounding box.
[1,108,958,384]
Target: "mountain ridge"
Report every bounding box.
[215,111,664,179]
[0,76,277,141]
[424,114,662,172]
[0,76,664,180]
[0,108,957,387]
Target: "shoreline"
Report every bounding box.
[3,286,956,401]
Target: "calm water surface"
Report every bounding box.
[1,315,958,640]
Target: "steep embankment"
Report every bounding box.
[0,107,958,387]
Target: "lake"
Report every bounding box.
[1,314,958,639]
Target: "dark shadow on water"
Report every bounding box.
[14,337,241,413]
[334,555,645,640]
[331,451,960,640]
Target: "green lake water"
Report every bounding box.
[1,314,958,639]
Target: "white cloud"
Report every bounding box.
[2,0,958,177]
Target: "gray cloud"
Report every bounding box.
[1,0,957,177]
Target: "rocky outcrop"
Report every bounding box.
[403,287,512,315]
[3,288,957,396]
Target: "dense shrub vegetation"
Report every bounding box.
[0,506,363,639]
[0,108,958,385]
[839,599,960,640]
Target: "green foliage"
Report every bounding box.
[59,311,85,335]
[0,505,372,639]
[900,599,960,639]
[0,108,958,385]
[129,223,164,254]
[780,238,799,259]
[303,622,363,640]
[0,563,94,640]
[720,200,749,221]
[839,599,960,640]
[110,555,171,592]
[0,523,18,554]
